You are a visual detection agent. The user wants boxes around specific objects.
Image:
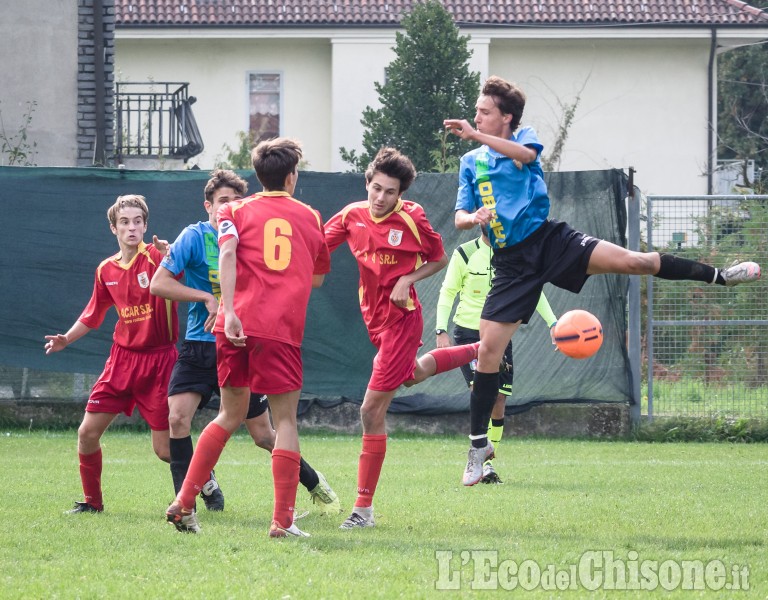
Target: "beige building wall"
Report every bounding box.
[488,37,711,195]
[116,26,767,196]
[0,0,78,166]
[115,36,332,170]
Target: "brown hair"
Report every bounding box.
[204,169,248,202]
[251,137,303,191]
[364,147,417,194]
[107,194,148,227]
[482,75,526,133]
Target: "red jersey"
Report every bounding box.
[214,191,330,346]
[324,198,445,334]
[78,242,179,349]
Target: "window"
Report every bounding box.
[248,73,281,143]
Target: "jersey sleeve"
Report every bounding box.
[435,249,465,330]
[77,267,114,330]
[217,203,238,245]
[323,209,349,253]
[414,207,445,263]
[455,154,477,213]
[516,126,544,157]
[160,226,194,277]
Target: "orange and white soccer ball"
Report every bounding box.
[553,309,603,359]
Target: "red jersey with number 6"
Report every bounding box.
[324,198,445,335]
[78,242,179,349]
[214,191,330,346]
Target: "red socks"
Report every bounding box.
[79,449,103,510]
[272,449,301,529]
[177,422,230,509]
[428,342,479,374]
[355,434,387,508]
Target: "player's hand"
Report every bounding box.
[44,334,68,354]
[436,332,452,349]
[390,277,412,308]
[152,235,170,256]
[550,322,559,350]
[224,313,247,347]
[203,294,219,333]
[443,118,476,141]
[472,207,492,227]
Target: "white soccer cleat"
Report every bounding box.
[269,520,310,538]
[721,261,761,286]
[339,507,375,529]
[463,442,495,486]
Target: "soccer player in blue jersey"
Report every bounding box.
[444,75,761,486]
[150,169,339,528]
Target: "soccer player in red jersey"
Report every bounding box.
[44,194,179,514]
[166,138,331,538]
[324,147,481,529]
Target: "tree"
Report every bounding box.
[339,0,479,172]
[717,0,768,191]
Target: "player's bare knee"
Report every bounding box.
[168,412,191,437]
[627,252,658,275]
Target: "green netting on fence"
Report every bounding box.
[0,166,631,414]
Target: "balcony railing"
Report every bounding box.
[115,82,204,162]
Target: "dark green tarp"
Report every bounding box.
[0,166,631,413]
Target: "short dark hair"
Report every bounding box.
[482,75,526,133]
[364,147,417,194]
[204,169,248,202]
[251,138,303,191]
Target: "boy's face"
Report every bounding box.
[205,186,242,229]
[110,206,147,248]
[474,94,512,137]
[366,172,401,218]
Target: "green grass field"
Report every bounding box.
[2,430,766,598]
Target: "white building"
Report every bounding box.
[112,1,767,195]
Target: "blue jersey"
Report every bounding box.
[455,126,550,249]
[160,221,220,342]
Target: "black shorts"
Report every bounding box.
[482,219,599,324]
[168,340,268,418]
[453,325,513,395]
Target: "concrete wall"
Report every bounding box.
[0,399,631,438]
[0,0,79,166]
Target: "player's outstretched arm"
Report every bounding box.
[444,119,536,164]
[44,321,93,354]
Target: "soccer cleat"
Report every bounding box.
[268,520,310,538]
[200,470,224,511]
[721,261,761,286]
[463,442,495,486]
[481,461,503,485]
[166,501,201,533]
[65,501,103,514]
[339,508,375,529]
[309,471,341,515]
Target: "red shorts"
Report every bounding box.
[368,308,423,392]
[216,334,302,395]
[88,344,176,431]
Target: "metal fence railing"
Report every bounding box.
[115,82,204,162]
[645,195,768,419]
